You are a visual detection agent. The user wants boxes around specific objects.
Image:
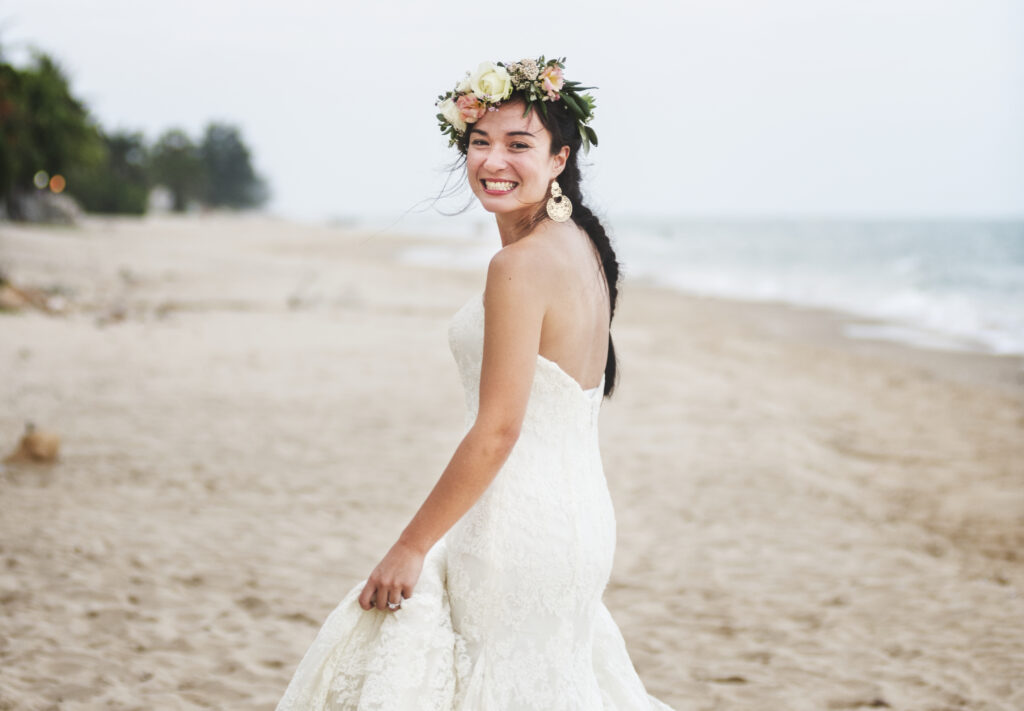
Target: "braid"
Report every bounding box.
[533,100,621,398]
[559,164,620,397]
[557,163,619,319]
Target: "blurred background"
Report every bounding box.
[2,0,1023,354]
[3,4,1023,708]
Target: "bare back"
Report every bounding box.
[528,221,610,392]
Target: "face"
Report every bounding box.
[465,100,569,220]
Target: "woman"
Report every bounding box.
[277,57,675,711]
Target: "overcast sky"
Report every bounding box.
[3,0,1022,222]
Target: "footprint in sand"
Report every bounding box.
[235,595,270,617]
[280,611,320,626]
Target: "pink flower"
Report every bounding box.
[539,65,564,100]
[456,94,487,123]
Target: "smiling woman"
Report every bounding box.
[465,105,569,223]
[275,57,674,711]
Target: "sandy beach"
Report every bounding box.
[1,215,1022,711]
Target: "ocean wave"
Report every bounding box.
[616,219,1024,356]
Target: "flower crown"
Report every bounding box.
[435,56,598,153]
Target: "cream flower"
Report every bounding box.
[469,61,513,102]
[519,58,540,81]
[438,97,466,133]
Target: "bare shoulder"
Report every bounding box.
[487,234,546,278]
[484,245,543,326]
[486,224,569,294]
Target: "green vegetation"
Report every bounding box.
[149,129,204,213]
[65,130,150,215]
[200,123,268,209]
[0,49,103,219]
[1,43,269,220]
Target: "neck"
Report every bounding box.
[495,208,541,247]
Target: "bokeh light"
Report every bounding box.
[33,170,49,189]
[49,175,66,194]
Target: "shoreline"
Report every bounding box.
[2,215,1022,710]
[622,281,1024,401]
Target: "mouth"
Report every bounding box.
[481,179,518,194]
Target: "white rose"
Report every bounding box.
[438,97,466,133]
[469,61,512,102]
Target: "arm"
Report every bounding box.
[359,245,547,610]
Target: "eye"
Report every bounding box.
[470,138,489,146]
[510,141,530,150]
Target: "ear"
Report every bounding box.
[550,145,570,178]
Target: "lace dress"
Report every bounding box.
[276,292,676,710]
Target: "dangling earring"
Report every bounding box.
[546,180,573,223]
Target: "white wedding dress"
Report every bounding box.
[276,293,676,710]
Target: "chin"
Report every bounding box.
[475,194,537,219]
[474,195,512,215]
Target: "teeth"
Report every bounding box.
[485,180,516,191]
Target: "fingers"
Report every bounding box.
[380,589,404,611]
[358,582,376,611]
[358,581,406,612]
[386,590,403,611]
[376,586,390,611]
[358,546,423,613]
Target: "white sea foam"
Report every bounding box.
[616,219,1024,357]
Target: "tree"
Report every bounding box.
[65,130,150,214]
[148,128,204,212]
[0,48,102,219]
[0,42,270,219]
[199,122,268,208]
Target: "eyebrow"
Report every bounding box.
[469,128,536,138]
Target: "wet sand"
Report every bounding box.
[1,215,1022,710]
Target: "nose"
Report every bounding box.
[481,145,509,173]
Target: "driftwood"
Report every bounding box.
[0,284,66,314]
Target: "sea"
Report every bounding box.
[386,213,1024,359]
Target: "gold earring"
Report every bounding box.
[546,180,572,223]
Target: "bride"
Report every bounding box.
[276,57,676,711]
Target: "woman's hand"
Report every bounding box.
[357,540,424,612]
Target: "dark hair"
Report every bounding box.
[455,93,620,397]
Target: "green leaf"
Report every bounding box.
[578,124,591,153]
[584,125,598,147]
[560,92,586,120]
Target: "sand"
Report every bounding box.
[1,215,1022,711]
